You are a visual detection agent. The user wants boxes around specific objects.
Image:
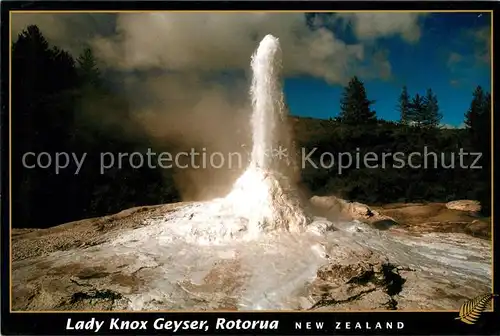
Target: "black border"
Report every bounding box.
[1,1,499,11]
[1,1,499,335]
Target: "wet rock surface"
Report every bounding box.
[12,198,492,312]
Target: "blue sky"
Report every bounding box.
[283,13,491,126]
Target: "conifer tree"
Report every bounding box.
[464,86,485,131]
[420,88,442,128]
[12,25,78,228]
[339,76,377,125]
[409,93,425,126]
[398,85,411,124]
[463,86,491,215]
[77,47,101,88]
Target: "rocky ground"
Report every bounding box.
[11,197,492,311]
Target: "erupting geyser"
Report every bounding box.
[225,34,310,236]
[165,34,311,244]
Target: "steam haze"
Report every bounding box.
[11,12,426,200]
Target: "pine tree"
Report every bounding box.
[483,92,491,124]
[479,91,492,165]
[479,91,491,215]
[464,86,485,131]
[464,86,491,215]
[465,87,491,155]
[339,76,377,125]
[12,25,79,228]
[420,88,442,128]
[398,86,411,124]
[409,93,425,127]
[77,47,101,88]
[478,91,492,163]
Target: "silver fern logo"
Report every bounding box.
[455,293,497,325]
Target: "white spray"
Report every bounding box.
[249,34,282,170]
[123,34,310,245]
[224,34,309,237]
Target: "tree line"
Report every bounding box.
[11,26,492,229]
[12,25,180,229]
[305,76,491,215]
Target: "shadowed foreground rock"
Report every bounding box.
[12,198,491,311]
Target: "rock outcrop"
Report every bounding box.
[446,200,481,213]
[310,195,490,239]
[310,195,374,220]
[310,195,399,230]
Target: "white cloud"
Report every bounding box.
[338,13,426,43]
[90,13,366,84]
[471,26,491,65]
[11,13,426,84]
[447,52,463,69]
[447,24,491,72]
[11,13,113,55]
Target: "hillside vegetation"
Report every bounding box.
[292,116,490,209]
